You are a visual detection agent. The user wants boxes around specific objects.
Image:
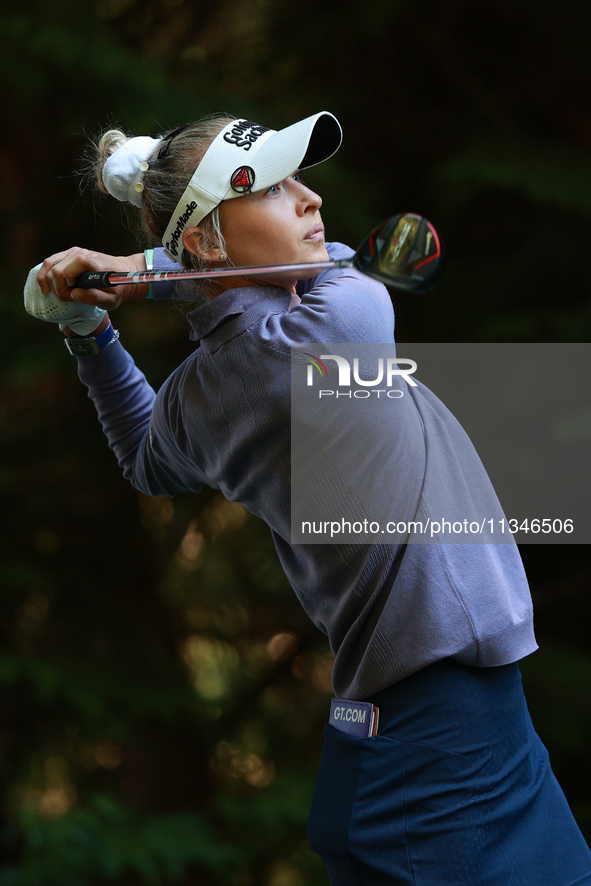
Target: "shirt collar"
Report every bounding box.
[187,284,300,342]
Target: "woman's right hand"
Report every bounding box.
[36,247,149,311]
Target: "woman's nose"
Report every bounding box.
[295,181,323,214]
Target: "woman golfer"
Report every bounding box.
[31,111,591,885]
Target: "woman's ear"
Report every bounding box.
[182,226,220,262]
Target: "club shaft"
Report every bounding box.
[76,259,352,290]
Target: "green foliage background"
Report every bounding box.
[1,1,591,883]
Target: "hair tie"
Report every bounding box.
[102,136,161,207]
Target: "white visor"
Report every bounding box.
[161,111,342,262]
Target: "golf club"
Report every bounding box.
[75,213,444,294]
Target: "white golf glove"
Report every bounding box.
[24,264,106,335]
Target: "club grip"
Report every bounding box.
[75,271,114,290]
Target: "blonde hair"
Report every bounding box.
[93,114,235,296]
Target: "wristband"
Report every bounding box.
[145,248,155,299]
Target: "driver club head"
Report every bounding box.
[353,213,444,292]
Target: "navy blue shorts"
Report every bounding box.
[308,660,591,885]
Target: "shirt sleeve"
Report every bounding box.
[76,341,203,497]
[245,253,395,348]
[289,269,395,344]
[284,241,396,345]
[145,248,196,301]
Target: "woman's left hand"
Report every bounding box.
[36,246,149,310]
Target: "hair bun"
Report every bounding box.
[101,135,162,207]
